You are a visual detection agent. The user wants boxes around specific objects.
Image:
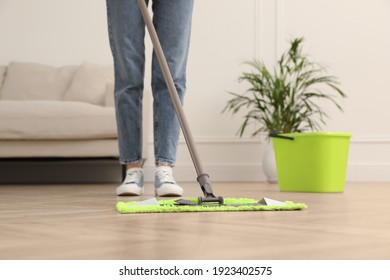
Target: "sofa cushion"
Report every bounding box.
[104,82,115,107]
[63,61,114,106]
[0,100,117,140]
[0,65,6,90]
[0,62,76,101]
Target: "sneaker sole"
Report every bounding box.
[116,184,144,196]
[155,184,183,197]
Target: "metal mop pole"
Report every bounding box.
[137,0,220,202]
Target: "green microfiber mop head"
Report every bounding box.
[116,198,307,214]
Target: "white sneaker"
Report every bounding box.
[155,166,183,197]
[116,168,144,196]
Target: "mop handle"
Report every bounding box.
[137,0,204,176]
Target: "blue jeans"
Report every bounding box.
[106,0,194,166]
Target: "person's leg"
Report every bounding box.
[106,0,148,195]
[151,0,195,196]
[151,0,194,166]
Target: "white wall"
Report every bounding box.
[0,0,112,65]
[1,0,389,182]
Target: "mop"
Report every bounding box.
[116,0,307,214]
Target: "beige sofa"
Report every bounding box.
[0,61,121,182]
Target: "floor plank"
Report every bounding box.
[0,182,389,259]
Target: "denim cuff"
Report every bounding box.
[120,158,144,166]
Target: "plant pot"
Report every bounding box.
[262,142,278,184]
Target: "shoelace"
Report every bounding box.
[125,170,143,184]
[156,169,175,184]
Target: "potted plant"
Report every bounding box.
[223,37,346,183]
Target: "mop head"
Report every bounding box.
[116,197,307,214]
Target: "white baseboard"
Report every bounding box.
[144,163,390,183]
[347,163,390,182]
[144,164,266,183]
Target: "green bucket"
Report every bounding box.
[270,132,351,192]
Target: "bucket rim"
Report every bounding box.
[278,132,352,138]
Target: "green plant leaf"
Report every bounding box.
[223,37,346,136]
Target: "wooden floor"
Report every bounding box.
[0,182,389,260]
